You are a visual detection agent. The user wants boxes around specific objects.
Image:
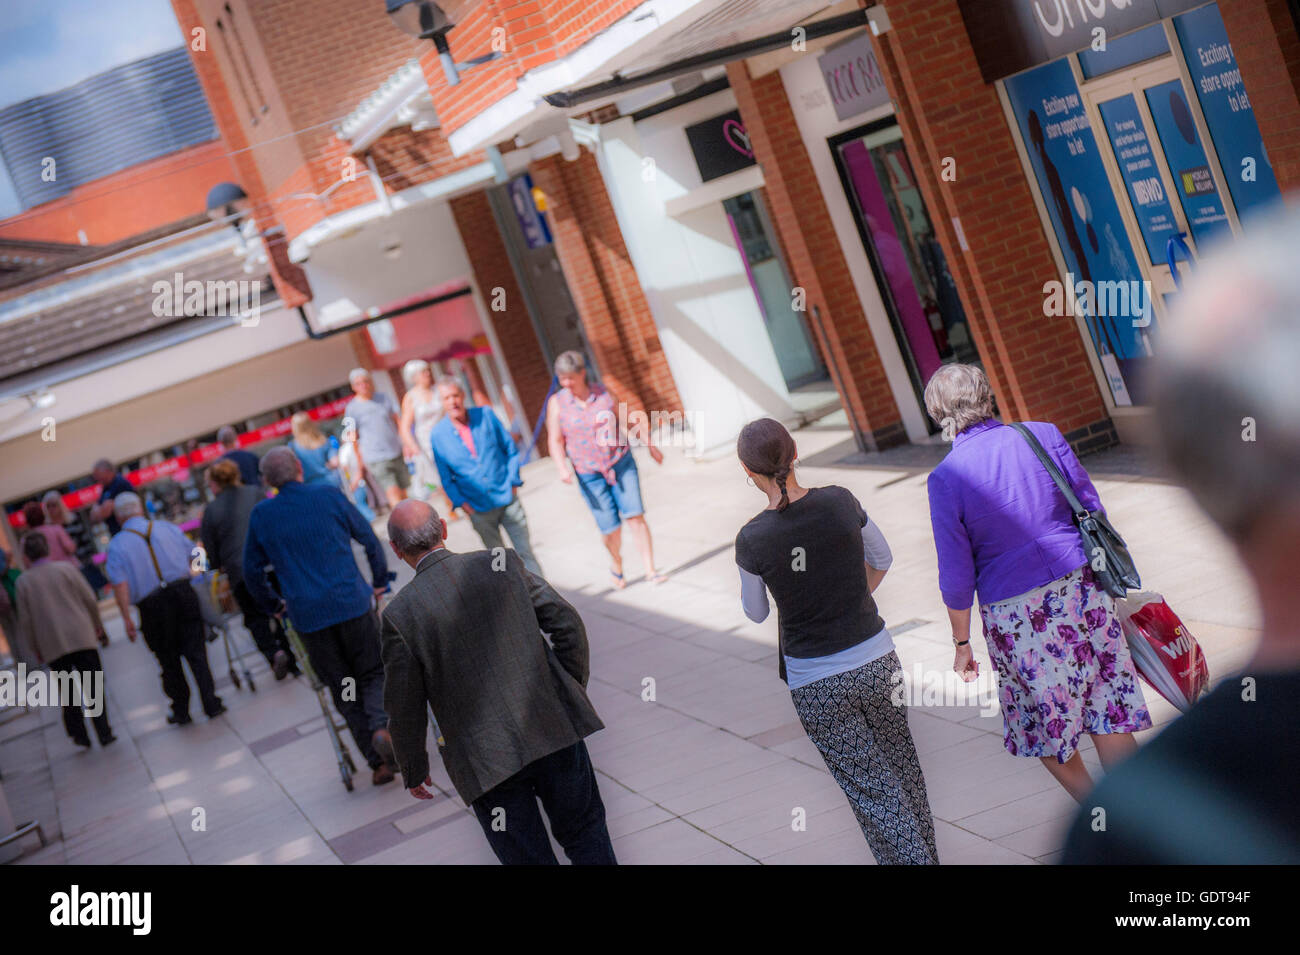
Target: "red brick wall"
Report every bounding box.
[1219,0,1300,199]
[870,0,1115,448]
[449,189,553,440]
[172,0,312,308]
[728,61,906,449]
[0,142,236,245]
[529,151,681,417]
[416,0,646,138]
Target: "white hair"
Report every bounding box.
[923,363,995,435]
[553,350,587,376]
[113,492,143,519]
[1156,205,1300,541]
[348,367,372,383]
[401,359,431,388]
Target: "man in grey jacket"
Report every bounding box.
[380,499,616,865]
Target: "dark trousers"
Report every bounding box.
[470,740,617,865]
[298,610,388,768]
[50,648,113,745]
[138,582,222,718]
[231,578,293,667]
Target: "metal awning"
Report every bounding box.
[544,1,870,108]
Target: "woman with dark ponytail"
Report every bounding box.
[733,418,938,864]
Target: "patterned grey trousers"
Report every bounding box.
[790,651,939,864]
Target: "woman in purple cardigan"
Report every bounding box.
[924,364,1150,800]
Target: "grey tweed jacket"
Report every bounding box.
[380,546,604,805]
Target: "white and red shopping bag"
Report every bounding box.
[1115,591,1210,714]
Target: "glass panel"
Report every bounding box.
[1143,78,1231,247]
[865,138,978,366]
[1098,94,1181,265]
[1077,23,1170,79]
[722,192,825,389]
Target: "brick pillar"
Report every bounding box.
[171,0,312,309]
[449,190,553,440]
[869,0,1116,450]
[529,151,682,417]
[728,61,907,451]
[1219,0,1300,199]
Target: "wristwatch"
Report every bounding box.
[952,635,970,647]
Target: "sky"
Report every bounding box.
[0,0,186,220]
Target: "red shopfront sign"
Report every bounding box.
[8,397,349,529]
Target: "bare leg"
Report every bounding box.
[623,515,662,582]
[385,484,406,508]
[1040,752,1094,802]
[603,526,625,588]
[1090,732,1138,771]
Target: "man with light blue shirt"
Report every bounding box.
[430,378,542,576]
[106,492,223,725]
[345,368,409,509]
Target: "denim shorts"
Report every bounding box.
[576,453,643,534]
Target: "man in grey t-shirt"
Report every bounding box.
[344,368,410,509]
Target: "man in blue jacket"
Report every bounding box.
[243,446,398,785]
[429,379,542,576]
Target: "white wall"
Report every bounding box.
[595,90,796,457]
[778,53,932,442]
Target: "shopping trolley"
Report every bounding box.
[282,617,359,792]
[193,571,258,693]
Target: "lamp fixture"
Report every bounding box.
[385,0,500,87]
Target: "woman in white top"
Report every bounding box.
[399,359,457,518]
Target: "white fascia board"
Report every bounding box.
[338,60,440,154]
[446,0,720,156]
[288,161,496,263]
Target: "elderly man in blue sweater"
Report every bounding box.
[243,446,398,785]
[429,379,542,576]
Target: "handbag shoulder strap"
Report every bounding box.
[1007,423,1088,519]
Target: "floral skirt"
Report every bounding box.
[979,564,1151,764]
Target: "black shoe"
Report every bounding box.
[205,702,228,719]
[272,650,292,681]
[371,728,398,770]
[99,734,117,746]
[72,737,92,750]
[167,713,192,726]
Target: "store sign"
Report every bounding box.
[1173,3,1281,220]
[1004,58,1151,405]
[1143,77,1230,246]
[507,173,552,249]
[685,110,758,184]
[818,32,890,121]
[958,0,1205,82]
[1098,94,1180,263]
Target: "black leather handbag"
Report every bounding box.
[1009,423,1140,599]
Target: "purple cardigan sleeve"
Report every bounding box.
[928,468,976,610]
[1048,426,1104,515]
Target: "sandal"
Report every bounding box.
[646,572,669,585]
[609,567,627,590]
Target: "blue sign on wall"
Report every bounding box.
[1144,78,1230,247]
[1004,58,1151,404]
[1174,2,1281,222]
[1098,94,1180,265]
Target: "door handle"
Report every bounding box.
[1166,232,1193,289]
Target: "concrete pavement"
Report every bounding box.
[0,415,1259,864]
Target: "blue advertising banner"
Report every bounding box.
[1004,58,1151,404]
[1098,93,1180,265]
[507,173,551,250]
[1174,2,1281,221]
[1144,78,1230,247]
